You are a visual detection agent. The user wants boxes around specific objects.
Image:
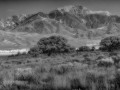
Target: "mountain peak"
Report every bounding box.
[57,5,87,11]
[57,5,89,15]
[57,5,74,12]
[57,5,111,16]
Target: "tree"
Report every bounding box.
[100,36,120,51]
[29,35,75,56]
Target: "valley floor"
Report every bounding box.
[0,51,119,90]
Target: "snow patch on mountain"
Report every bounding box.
[87,10,111,16]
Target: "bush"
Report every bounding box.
[28,46,40,57]
[97,58,114,67]
[15,74,38,84]
[77,46,91,52]
[100,36,120,51]
[1,83,30,90]
[29,35,75,56]
[50,64,73,75]
[112,56,120,65]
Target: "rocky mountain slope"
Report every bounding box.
[0,5,120,49]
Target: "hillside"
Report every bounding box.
[0,5,120,49]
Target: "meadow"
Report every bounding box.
[0,50,119,90]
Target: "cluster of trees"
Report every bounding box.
[29,34,120,57]
[100,36,120,51]
[29,35,75,57]
[77,36,120,52]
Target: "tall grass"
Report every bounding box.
[0,51,120,90]
[0,65,119,90]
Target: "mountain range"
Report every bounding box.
[0,5,120,50]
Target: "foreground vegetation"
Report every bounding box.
[0,35,120,90]
[0,51,120,90]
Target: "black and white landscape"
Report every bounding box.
[0,0,120,90]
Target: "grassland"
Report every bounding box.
[0,51,119,90]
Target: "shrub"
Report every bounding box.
[28,46,40,57]
[100,36,120,51]
[14,74,38,84]
[112,56,120,65]
[50,64,74,75]
[97,58,114,67]
[29,35,75,56]
[1,83,30,90]
[77,46,91,52]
